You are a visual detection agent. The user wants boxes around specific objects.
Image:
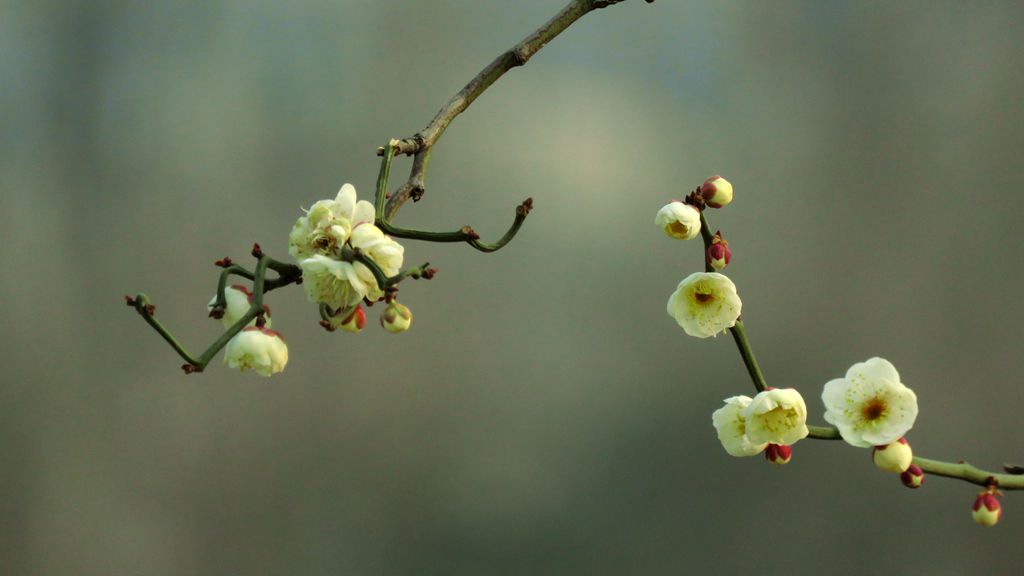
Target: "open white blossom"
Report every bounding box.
[288,183,376,260]
[299,254,371,309]
[655,201,701,240]
[349,222,405,302]
[742,388,809,446]
[224,327,288,377]
[712,396,768,457]
[667,272,742,338]
[822,357,918,448]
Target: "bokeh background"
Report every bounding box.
[4,0,1024,573]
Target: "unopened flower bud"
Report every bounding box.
[700,175,733,209]
[207,285,271,329]
[765,443,792,465]
[706,232,731,271]
[334,305,366,333]
[655,201,701,240]
[224,326,288,377]
[900,464,925,489]
[972,491,1002,527]
[380,301,412,333]
[872,437,913,473]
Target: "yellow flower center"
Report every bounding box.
[668,221,690,237]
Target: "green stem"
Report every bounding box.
[914,457,1024,490]
[130,254,301,373]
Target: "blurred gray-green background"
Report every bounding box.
[4,1,1024,573]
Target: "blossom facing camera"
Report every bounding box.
[706,232,731,271]
[380,301,412,333]
[700,175,733,209]
[742,387,810,446]
[872,437,913,473]
[334,305,366,333]
[711,396,768,457]
[288,183,376,260]
[224,327,288,377]
[900,464,924,489]
[972,492,1002,527]
[821,357,918,448]
[207,285,270,329]
[765,443,792,465]
[667,272,742,338]
[655,201,701,240]
[300,254,370,309]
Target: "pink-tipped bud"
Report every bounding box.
[899,464,925,489]
[336,305,366,333]
[380,301,412,333]
[765,443,792,465]
[972,491,1002,527]
[706,232,731,271]
[872,437,913,473]
[699,175,733,209]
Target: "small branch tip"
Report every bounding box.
[251,243,263,259]
[215,257,233,268]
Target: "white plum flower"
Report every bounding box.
[299,254,371,309]
[822,357,918,448]
[667,272,742,338]
[655,201,701,240]
[742,387,810,446]
[711,396,768,457]
[224,326,288,377]
[349,222,405,302]
[207,284,271,329]
[288,183,376,260]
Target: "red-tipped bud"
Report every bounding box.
[335,305,367,333]
[899,464,925,489]
[699,175,733,209]
[972,491,1002,527]
[765,443,792,465]
[706,232,732,271]
[872,437,913,473]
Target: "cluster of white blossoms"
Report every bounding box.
[712,388,810,460]
[658,176,742,338]
[290,183,405,310]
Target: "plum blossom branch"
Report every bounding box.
[127,248,300,373]
[696,204,1024,490]
[376,0,653,247]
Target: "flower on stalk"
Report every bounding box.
[349,223,405,302]
[667,272,742,338]
[821,357,918,448]
[742,387,810,446]
[900,464,924,489]
[289,183,375,260]
[972,490,1002,527]
[711,396,768,457]
[706,232,731,271]
[380,300,413,333]
[655,201,701,240]
[300,254,372,309]
[700,175,733,209]
[872,437,913,473]
[332,305,366,333]
[224,326,288,377]
[207,285,271,329]
[765,443,792,465]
